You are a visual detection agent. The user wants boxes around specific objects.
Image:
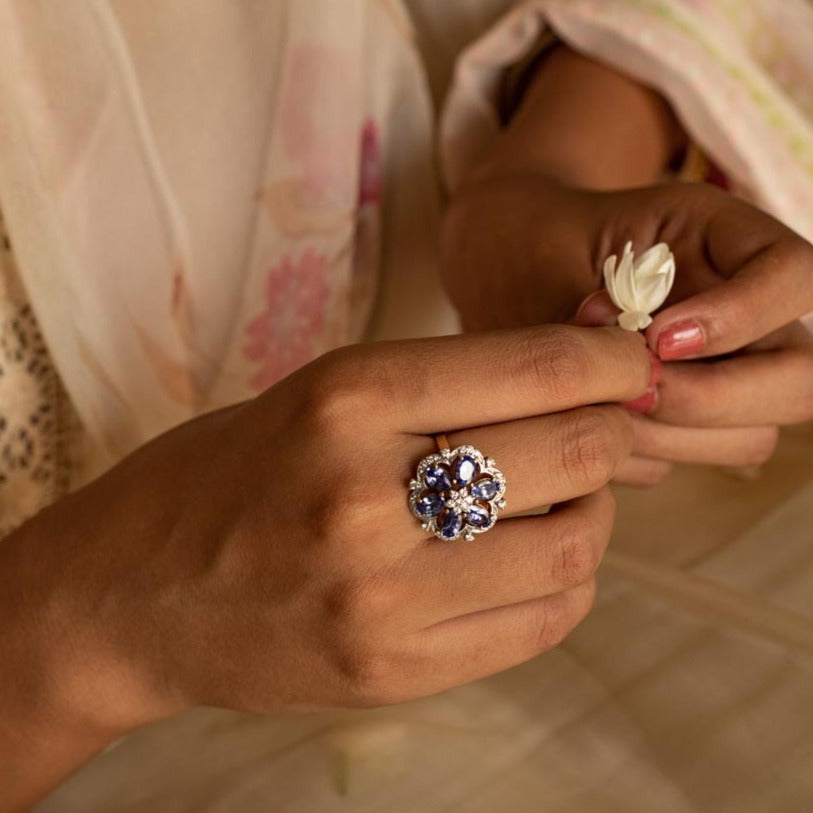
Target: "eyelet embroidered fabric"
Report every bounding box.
[0,208,73,537]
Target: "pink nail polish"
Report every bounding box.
[657,320,704,361]
[647,350,663,388]
[622,387,657,415]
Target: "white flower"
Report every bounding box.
[603,241,676,331]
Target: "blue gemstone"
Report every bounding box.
[453,455,478,487]
[471,480,499,500]
[415,494,444,517]
[467,506,491,528]
[440,510,463,539]
[425,465,452,492]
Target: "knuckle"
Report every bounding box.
[537,580,597,651]
[559,408,622,490]
[638,461,674,488]
[311,480,390,547]
[592,485,618,525]
[552,517,602,588]
[535,606,569,652]
[800,391,813,424]
[742,426,779,466]
[518,328,589,403]
[321,575,412,706]
[323,575,398,629]
[300,369,365,440]
[299,346,395,440]
[577,578,598,622]
[782,235,813,268]
[335,646,402,707]
[795,355,813,421]
[308,486,375,547]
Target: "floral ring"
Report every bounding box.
[408,443,507,541]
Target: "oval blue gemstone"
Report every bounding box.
[440,510,463,539]
[467,506,491,528]
[416,494,444,517]
[453,455,478,487]
[424,465,452,492]
[471,480,499,500]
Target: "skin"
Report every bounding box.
[0,325,652,811]
[441,46,813,486]
[8,41,812,812]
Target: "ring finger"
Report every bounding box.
[403,404,632,524]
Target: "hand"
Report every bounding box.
[2,325,652,808]
[443,179,813,485]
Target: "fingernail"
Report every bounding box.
[574,291,600,321]
[657,320,704,361]
[647,350,663,388]
[622,387,657,415]
[573,290,617,327]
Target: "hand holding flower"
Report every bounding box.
[443,176,813,484]
[441,46,813,484]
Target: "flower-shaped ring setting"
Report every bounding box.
[409,445,507,541]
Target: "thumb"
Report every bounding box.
[572,290,620,327]
[647,241,813,360]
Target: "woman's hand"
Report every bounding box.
[443,176,813,485]
[441,46,813,485]
[576,183,813,483]
[1,324,653,810]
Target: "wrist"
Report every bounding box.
[0,506,112,806]
[0,488,187,808]
[470,45,686,191]
[441,174,597,328]
[0,488,179,736]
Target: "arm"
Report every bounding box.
[442,46,687,331]
[474,44,686,190]
[0,496,164,812]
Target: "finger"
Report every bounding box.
[406,405,631,518]
[613,455,673,487]
[401,490,612,624]
[409,580,596,695]
[324,325,653,433]
[628,415,779,467]
[572,290,620,327]
[741,319,812,354]
[651,349,813,427]
[648,238,813,360]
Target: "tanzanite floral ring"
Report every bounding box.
[408,437,507,541]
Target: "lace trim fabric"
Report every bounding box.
[0,208,73,536]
